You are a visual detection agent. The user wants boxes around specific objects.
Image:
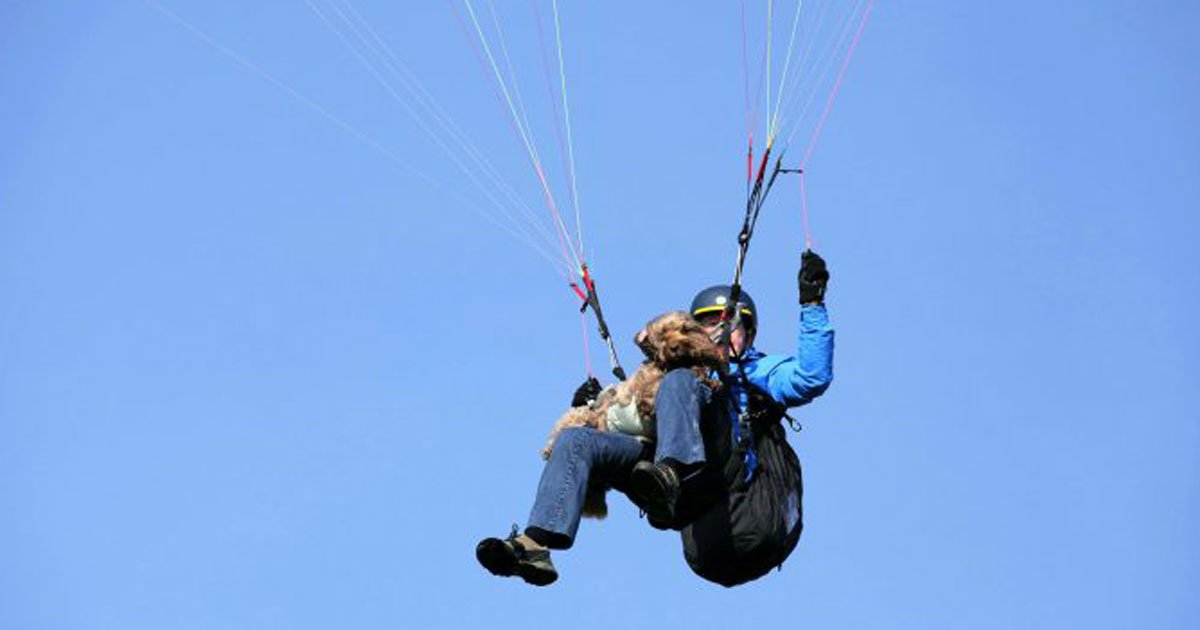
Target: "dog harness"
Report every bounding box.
[604,399,650,437]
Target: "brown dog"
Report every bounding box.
[542,311,727,517]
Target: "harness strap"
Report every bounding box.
[732,362,759,482]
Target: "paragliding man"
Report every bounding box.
[476,250,834,587]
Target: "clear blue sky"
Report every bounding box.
[2,1,1198,628]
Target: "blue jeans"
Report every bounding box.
[526,369,723,549]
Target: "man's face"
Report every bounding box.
[696,312,754,358]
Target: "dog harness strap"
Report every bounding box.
[604,400,645,436]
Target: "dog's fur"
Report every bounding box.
[541,311,727,518]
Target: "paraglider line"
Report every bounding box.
[311,0,573,277]
[550,0,586,260]
[532,0,583,262]
[740,0,753,143]
[579,309,594,378]
[799,169,812,250]
[769,0,806,138]
[456,0,583,273]
[799,0,876,168]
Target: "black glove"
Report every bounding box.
[571,377,603,407]
[798,249,830,305]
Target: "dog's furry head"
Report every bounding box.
[635,311,727,372]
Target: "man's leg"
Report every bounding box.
[524,427,646,549]
[477,427,644,585]
[628,368,724,529]
[652,368,712,466]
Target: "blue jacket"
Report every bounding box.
[730,303,835,409]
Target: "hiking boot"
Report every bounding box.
[628,460,682,530]
[476,526,558,586]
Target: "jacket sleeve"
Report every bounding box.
[749,303,835,408]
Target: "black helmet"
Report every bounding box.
[690,285,757,331]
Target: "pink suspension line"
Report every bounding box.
[531,0,581,259]
[579,310,594,378]
[448,0,580,280]
[799,168,812,250]
[800,0,877,169]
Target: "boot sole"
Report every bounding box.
[517,561,558,586]
[476,538,518,577]
[476,538,558,586]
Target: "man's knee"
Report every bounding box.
[556,426,593,450]
[658,368,706,416]
[660,367,700,396]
